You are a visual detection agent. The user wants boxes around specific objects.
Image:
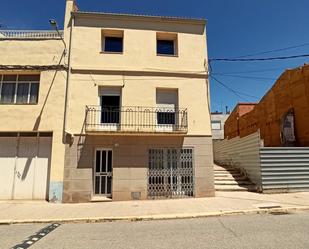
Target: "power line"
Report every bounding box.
[210,75,250,102]
[211,73,276,81]
[210,75,260,102]
[211,66,287,75]
[209,53,309,62]
[227,42,309,59]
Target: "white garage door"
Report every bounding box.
[0,134,52,200]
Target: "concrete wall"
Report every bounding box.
[0,39,65,66]
[65,9,211,136]
[63,135,214,203]
[71,13,207,73]
[67,74,210,136]
[211,113,229,140]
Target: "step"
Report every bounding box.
[214,173,244,177]
[215,180,254,186]
[214,169,241,173]
[214,167,234,171]
[215,176,248,181]
[214,172,242,176]
[214,165,234,169]
[215,185,257,191]
[216,188,249,192]
[215,178,248,182]
[214,168,241,173]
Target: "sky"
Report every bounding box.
[1,0,309,113]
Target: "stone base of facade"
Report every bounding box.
[63,135,214,203]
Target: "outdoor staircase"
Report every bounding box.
[214,164,257,192]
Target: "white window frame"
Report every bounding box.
[211,121,222,130]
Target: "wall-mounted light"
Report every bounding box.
[49,19,67,54]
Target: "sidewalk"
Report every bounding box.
[1,191,309,224]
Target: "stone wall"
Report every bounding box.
[63,135,214,203]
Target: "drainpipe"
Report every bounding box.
[62,13,74,144]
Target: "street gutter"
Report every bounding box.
[1,206,309,225]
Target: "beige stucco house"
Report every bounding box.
[0,31,67,202]
[0,0,214,203]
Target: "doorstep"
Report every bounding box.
[91,196,112,202]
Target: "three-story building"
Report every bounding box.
[0,0,214,203]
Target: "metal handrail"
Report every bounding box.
[85,105,188,133]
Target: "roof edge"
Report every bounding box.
[73,11,207,25]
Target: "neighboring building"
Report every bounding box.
[224,103,257,140]
[211,112,229,140]
[0,31,67,202]
[224,64,309,147]
[0,0,214,202]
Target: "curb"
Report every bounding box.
[1,206,309,225]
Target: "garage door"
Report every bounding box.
[0,134,52,200]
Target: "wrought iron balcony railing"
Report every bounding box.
[85,105,188,134]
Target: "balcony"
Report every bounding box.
[85,106,188,134]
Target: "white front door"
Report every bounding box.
[94,149,113,197]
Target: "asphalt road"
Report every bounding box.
[1,211,309,249]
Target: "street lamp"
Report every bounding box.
[49,19,67,54]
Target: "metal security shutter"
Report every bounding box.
[148,148,194,199]
[0,134,52,200]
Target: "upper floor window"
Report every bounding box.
[102,30,124,53]
[156,89,178,125]
[157,32,178,56]
[0,74,40,105]
[99,87,122,124]
[211,120,222,130]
